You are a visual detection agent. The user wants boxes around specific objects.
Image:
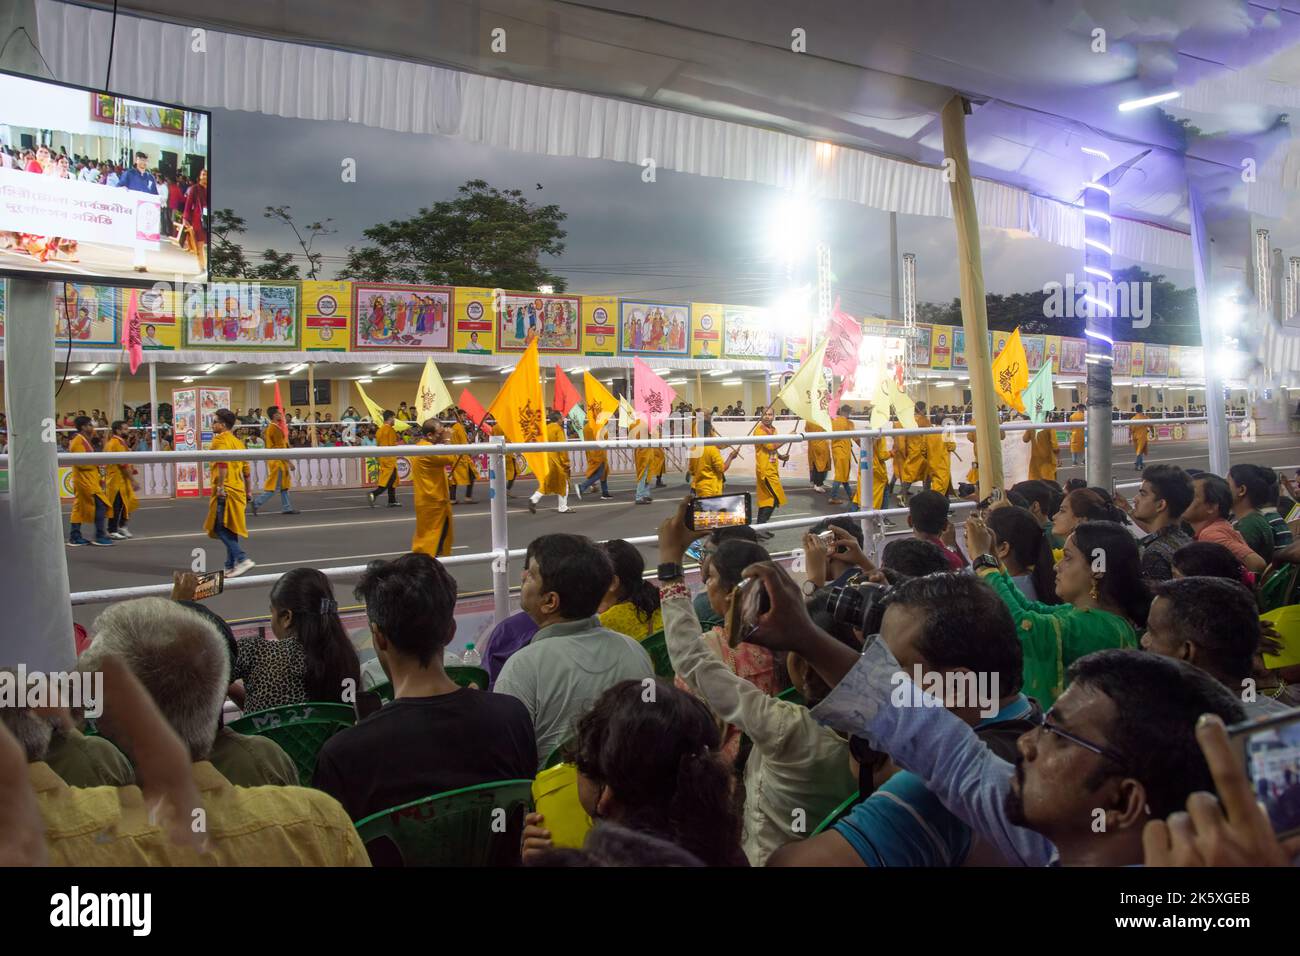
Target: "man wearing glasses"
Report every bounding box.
[742,562,1246,866]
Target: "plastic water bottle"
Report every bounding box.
[443,647,462,666]
[460,643,481,667]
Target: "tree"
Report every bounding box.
[207,208,300,280]
[264,206,334,280]
[339,179,567,289]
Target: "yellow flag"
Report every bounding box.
[583,372,618,433]
[775,338,832,430]
[992,327,1030,414]
[355,381,410,432]
[414,357,454,425]
[868,375,916,429]
[487,338,549,486]
[618,394,638,432]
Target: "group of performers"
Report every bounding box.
[67,417,139,547]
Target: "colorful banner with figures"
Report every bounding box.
[1112,341,1131,377]
[351,283,451,351]
[301,280,349,351]
[56,283,119,346]
[911,325,932,368]
[497,291,581,352]
[618,300,690,356]
[454,287,494,355]
[1060,337,1086,373]
[1021,334,1046,372]
[930,325,952,370]
[135,285,180,350]
[583,296,618,356]
[690,302,723,358]
[723,307,780,360]
[172,387,200,498]
[951,327,967,369]
[1129,342,1146,378]
[1144,344,1169,378]
[1045,335,1062,373]
[183,281,300,349]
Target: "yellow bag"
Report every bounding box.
[531,763,593,850]
[1262,605,1300,669]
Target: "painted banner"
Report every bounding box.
[723,307,779,360]
[172,387,200,498]
[198,387,232,497]
[690,302,722,358]
[1112,341,1131,377]
[1060,337,1086,373]
[135,286,181,350]
[912,325,932,369]
[496,292,581,352]
[618,300,690,355]
[183,281,300,349]
[1129,342,1146,378]
[454,286,494,355]
[0,167,161,248]
[992,330,1010,359]
[1144,344,1169,378]
[351,283,451,351]
[301,280,349,350]
[583,295,617,357]
[1045,334,1062,373]
[1022,334,1046,372]
[56,283,119,346]
[952,328,967,369]
[930,325,952,370]
[1168,345,1185,378]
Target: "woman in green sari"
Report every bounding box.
[965,517,1149,708]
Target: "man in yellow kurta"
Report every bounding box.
[965,426,979,487]
[851,434,893,510]
[104,420,139,540]
[829,405,855,504]
[899,403,932,500]
[448,408,480,505]
[1129,404,1151,471]
[1069,404,1086,465]
[754,407,787,525]
[411,417,458,557]
[1025,426,1059,483]
[251,405,298,516]
[920,404,955,495]
[491,420,520,495]
[651,425,667,489]
[631,418,656,504]
[203,408,255,576]
[67,415,113,546]
[529,411,573,514]
[577,417,613,499]
[806,420,831,494]
[691,418,730,498]
[367,410,402,508]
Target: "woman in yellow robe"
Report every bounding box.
[806,421,831,493]
[67,418,112,545]
[368,411,402,507]
[852,436,892,510]
[529,413,573,513]
[411,419,458,557]
[449,414,479,504]
[925,416,955,495]
[829,408,855,503]
[203,409,254,575]
[898,409,930,494]
[103,422,139,538]
[754,410,787,524]
[692,443,729,498]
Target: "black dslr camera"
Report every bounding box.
[825,581,894,635]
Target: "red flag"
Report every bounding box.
[553,367,582,415]
[273,380,285,416]
[459,388,491,435]
[125,289,143,374]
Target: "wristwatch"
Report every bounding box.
[658,562,685,582]
[801,579,821,597]
[972,554,1000,573]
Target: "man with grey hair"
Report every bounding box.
[81,598,370,866]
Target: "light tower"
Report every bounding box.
[901,252,919,389]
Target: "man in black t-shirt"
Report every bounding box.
[312,553,537,826]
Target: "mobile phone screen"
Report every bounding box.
[193,569,225,600]
[1232,708,1300,838]
[689,493,751,530]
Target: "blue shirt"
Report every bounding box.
[117,168,158,194]
[832,694,1034,866]
[483,610,539,690]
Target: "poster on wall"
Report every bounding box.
[1144,344,1169,378]
[197,386,232,497]
[496,292,581,352]
[1112,341,1131,376]
[1168,346,1185,378]
[1045,335,1062,373]
[690,303,722,358]
[182,281,300,349]
[172,387,200,498]
[302,280,349,350]
[1060,337,1086,373]
[618,300,690,356]
[56,283,119,346]
[583,296,617,357]
[722,307,779,360]
[911,325,932,369]
[454,287,494,354]
[133,286,180,350]
[1129,342,1146,378]
[952,328,967,369]
[351,283,451,351]
[930,326,952,370]
[1022,334,1046,372]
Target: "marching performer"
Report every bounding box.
[806,419,830,494]
[1025,423,1059,483]
[828,405,855,505]
[691,418,730,498]
[448,407,479,505]
[577,415,613,499]
[67,416,113,547]
[104,420,139,539]
[367,409,401,507]
[490,419,521,495]
[1129,404,1151,471]
[753,406,788,525]
[1069,403,1086,465]
[529,410,573,514]
[204,408,255,577]
[411,417,458,557]
[250,405,299,515]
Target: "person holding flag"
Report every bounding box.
[250,405,298,515]
[578,372,618,499]
[204,408,255,577]
[753,406,788,525]
[632,417,657,504]
[490,418,521,495]
[488,338,551,503]
[67,416,113,547]
[367,410,402,508]
[691,415,731,498]
[104,420,139,539]
[651,424,668,489]
[448,407,480,505]
[1020,361,1058,482]
[411,417,458,557]
[529,410,574,514]
[805,421,830,493]
[829,405,856,505]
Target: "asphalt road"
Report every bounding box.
[64,432,1300,626]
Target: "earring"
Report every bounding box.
[1090,580,1100,601]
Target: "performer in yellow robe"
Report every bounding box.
[829,407,855,503]
[1129,405,1151,471]
[67,415,113,546]
[203,408,255,576]
[922,408,955,495]
[529,412,573,514]
[1068,405,1086,464]
[1025,426,1059,483]
[411,418,458,557]
[367,410,402,507]
[851,435,893,510]
[651,425,667,489]
[966,428,979,487]
[577,419,612,499]
[448,410,480,504]
[251,406,298,516]
[692,419,731,499]
[104,420,139,539]
[754,408,787,524]
[491,420,520,494]
[899,405,931,497]
[806,421,831,493]
[632,419,656,504]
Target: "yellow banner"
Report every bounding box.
[453,286,495,355]
[1130,342,1146,378]
[929,325,952,370]
[488,338,549,485]
[1045,334,1062,373]
[690,302,723,359]
[301,280,349,350]
[583,295,618,356]
[136,286,181,351]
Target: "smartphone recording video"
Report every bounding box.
[1230,707,1300,839]
[688,492,752,531]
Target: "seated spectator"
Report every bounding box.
[77,599,369,865]
[657,503,856,864]
[879,538,951,580]
[984,505,1060,604]
[230,568,361,714]
[1009,480,1064,546]
[522,679,747,866]
[313,553,536,826]
[1050,488,1123,542]
[1171,541,1250,584]
[906,491,965,570]
[966,518,1146,707]
[1063,478,1087,493]
[495,534,653,767]
[692,525,760,626]
[1183,474,1266,574]
[769,573,1036,867]
[808,516,867,587]
[40,710,135,788]
[597,539,663,641]
[1257,465,1294,549]
[736,571,1246,866]
[527,821,705,867]
[481,609,539,690]
[1141,576,1291,718]
[1227,463,1276,562]
[1119,464,1194,581]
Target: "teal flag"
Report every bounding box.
[1023,362,1055,424]
[567,405,587,432]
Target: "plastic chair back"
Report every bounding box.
[641,630,674,678]
[228,702,356,786]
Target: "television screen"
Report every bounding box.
[0,70,211,284]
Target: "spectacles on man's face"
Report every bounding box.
[1034,707,1127,767]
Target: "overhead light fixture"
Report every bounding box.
[262,377,275,384]
[287,363,306,374]
[88,363,103,374]
[356,377,373,384]
[567,366,587,374]
[374,364,395,374]
[499,367,513,374]
[204,363,223,374]
[181,376,194,383]
[1117,90,1180,112]
[666,378,687,385]
[721,378,743,386]
[707,369,730,377]
[652,367,672,375]
[933,381,956,388]
[70,376,82,384]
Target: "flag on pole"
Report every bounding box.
[356,381,410,432]
[825,304,863,383]
[488,338,549,486]
[618,394,638,432]
[1023,361,1055,423]
[553,367,582,415]
[567,404,587,432]
[414,357,454,425]
[633,357,677,431]
[583,372,619,432]
[273,380,285,418]
[459,388,491,435]
[992,327,1030,414]
[775,338,833,430]
[868,375,917,429]
[124,289,143,375]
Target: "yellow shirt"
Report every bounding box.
[692,444,727,498]
[376,422,400,485]
[411,438,457,556]
[584,422,607,476]
[830,416,854,482]
[599,602,664,641]
[450,422,478,485]
[806,421,831,471]
[205,431,249,539]
[33,760,370,866]
[103,435,138,513]
[1068,410,1085,452]
[262,421,293,490]
[539,421,570,495]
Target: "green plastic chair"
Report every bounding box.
[228,702,356,786]
[368,666,490,705]
[354,778,534,867]
[811,791,862,835]
[641,630,674,679]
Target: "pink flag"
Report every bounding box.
[824,305,862,383]
[633,357,677,431]
[125,289,143,374]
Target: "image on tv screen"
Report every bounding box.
[0,69,211,284]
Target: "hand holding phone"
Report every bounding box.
[687,493,752,531]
